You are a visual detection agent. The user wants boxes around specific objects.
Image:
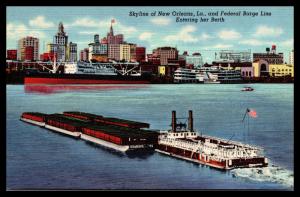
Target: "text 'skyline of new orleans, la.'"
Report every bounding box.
[6,13,294,84]
[129,10,273,23]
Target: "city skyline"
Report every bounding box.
[7,6,293,63]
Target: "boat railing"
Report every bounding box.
[201,134,262,150]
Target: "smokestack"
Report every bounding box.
[172,111,176,132]
[188,110,193,132]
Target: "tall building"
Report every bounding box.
[7,49,17,60]
[67,42,77,62]
[80,48,89,61]
[53,22,68,61]
[25,46,34,61]
[88,34,108,61]
[253,45,284,64]
[107,21,123,44]
[290,50,294,65]
[136,47,146,62]
[129,43,137,62]
[120,44,131,61]
[18,36,39,61]
[153,47,178,65]
[47,43,57,54]
[186,52,203,68]
[108,44,120,61]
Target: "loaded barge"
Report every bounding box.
[20,110,268,170]
[20,112,158,152]
[156,111,268,170]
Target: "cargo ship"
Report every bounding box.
[24,61,151,84]
[156,111,268,170]
[20,112,158,152]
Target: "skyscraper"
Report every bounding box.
[107,20,123,44]
[17,36,39,61]
[88,34,108,62]
[120,44,131,61]
[108,44,120,61]
[54,22,68,61]
[67,42,77,62]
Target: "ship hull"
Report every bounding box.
[24,73,151,84]
[157,144,268,170]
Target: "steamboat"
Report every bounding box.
[156,110,268,170]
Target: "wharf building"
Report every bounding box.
[251,45,293,78]
[7,49,17,60]
[17,36,39,61]
[251,60,294,77]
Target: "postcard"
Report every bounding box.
[6,6,294,190]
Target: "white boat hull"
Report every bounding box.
[80,133,130,152]
[20,118,45,127]
[45,124,81,138]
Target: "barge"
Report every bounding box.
[156,111,268,170]
[20,112,158,152]
[20,110,268,170]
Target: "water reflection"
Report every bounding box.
[24,84,149,94]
